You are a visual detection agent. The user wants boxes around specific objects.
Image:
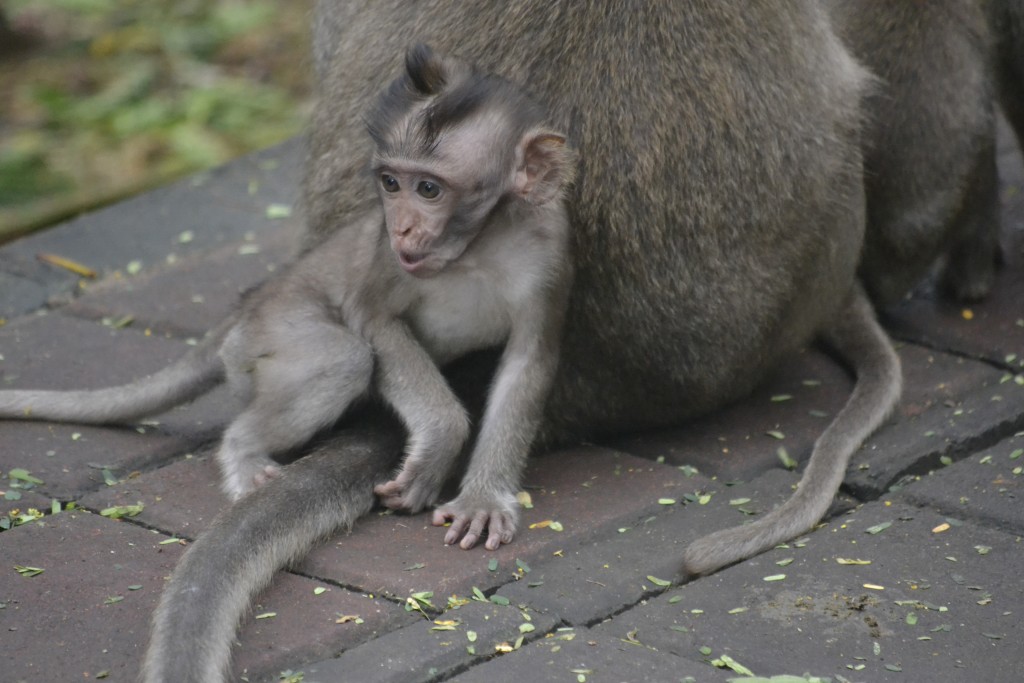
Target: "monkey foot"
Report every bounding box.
[221,459,282,502]
[431,492,519,550]
[374,474,441,513]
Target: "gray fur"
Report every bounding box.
[827,0,1002,305]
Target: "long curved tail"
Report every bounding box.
[140,426,404,683]
[0,322,230,424]
[683,284,901,575]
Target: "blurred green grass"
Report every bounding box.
[0,0,313,243]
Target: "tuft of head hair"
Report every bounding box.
[405,43,447,96]
[367,44,551,162]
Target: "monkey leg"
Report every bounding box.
[940,141,1003,302]
[217,324,373,500]
[369,320,471,513]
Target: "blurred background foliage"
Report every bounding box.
[0,0,314,243]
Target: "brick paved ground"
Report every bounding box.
[0,125,1022,682]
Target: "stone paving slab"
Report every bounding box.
[594,500,1023,683]
[0,272,47,322]
[230,571,414,683]
[0,506,411,683]
[0,139,304,322]
[0,313,236,498]
[299,448,706,601]
[445,629,733,683]
[64,229,294,338]
[497,469,799,627]
[897,432,1024,535]
[0,508,188,683]
[79,450,226,539]
[847,355,1024,498]
[301,599,559,683]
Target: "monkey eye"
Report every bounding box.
[380,174,400,193]
[416,180,441,199]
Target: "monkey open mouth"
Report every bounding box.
[397,250,431,273]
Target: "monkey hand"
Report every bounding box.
[431,488,519,550]
[374,462,446,513]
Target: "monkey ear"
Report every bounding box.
[514,130,577,206]
[405,43,447,94]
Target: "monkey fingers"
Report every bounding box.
[432,493,518,551]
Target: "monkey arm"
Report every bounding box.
[368,318,471,512]
[433,261,572,551]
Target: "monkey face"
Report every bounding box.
[377,166,491,277]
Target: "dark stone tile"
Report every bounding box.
[0,509,188,682]
[497,469,799,626]
[0,313,236,498]
[0,139,305,321]
[897,432,1024,535]
[64,231,293,338]
[595,502,1024,682]
[302,600,558,683]
[446,630,733,683]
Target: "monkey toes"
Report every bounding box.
[432,494,519,551]
[374,474,442,513]
[221,460,282,502]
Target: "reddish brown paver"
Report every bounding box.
[64,231,295,338]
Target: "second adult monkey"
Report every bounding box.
[0,45,576,543]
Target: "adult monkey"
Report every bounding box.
[142,2,900,680]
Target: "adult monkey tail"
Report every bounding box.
[683,284,901,575]
[140,426,404,683]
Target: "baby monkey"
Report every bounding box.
[0,44,575,550]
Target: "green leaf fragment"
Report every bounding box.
[8,469,43,485]
[658,498,677,505]
[865,521,892,535]
[763,574,786,582]
[266,203,292,218]
[488,558,498,572]
[777,447,797,470]
[765,430,785,440]
[489,595,510,606]
[515,558,531,573]
[255,612,276,619]
[15,565,44,577]
[711,654,754,676]
[100,504,144,519]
